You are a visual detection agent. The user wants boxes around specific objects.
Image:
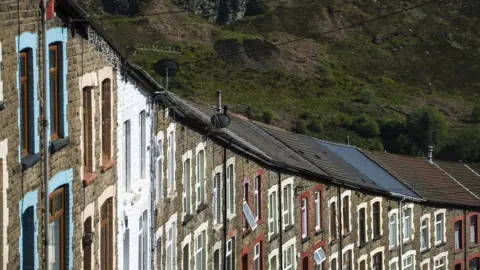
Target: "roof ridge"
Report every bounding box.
[432,161,480,201]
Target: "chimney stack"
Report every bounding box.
[427,145,433,162]
[216,90,222,113]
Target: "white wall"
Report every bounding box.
[116,72,153,270]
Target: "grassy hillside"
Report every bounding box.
[88,0,480,160]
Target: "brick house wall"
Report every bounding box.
[0,2,117,268]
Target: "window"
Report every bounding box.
[226,238,235,270]
[433,256,446,270]
[139,111,146,178]
[330,200,337,240]
[124,120,131,191]
[213,249,220,270]
[330,258,337,270]
[268,190,278,237]
[359,260,366,270]
[455,220,463,250]
[313,247,326,267]
[22,206,35,270]
[373,252,382,270]
[156,137,164,201]
[420,216,429,251]
[254,242,262,270]
[167,125,176,193]
[254,175,261,219]
[213,172,222,225]
[19,49,34,157]
[342,193,350,233]
[314,191,322,231]
[183,243,190,270]
[101,79,112,161]
[244,183,249,229]
[402,255,413,270]
[227,163,235,216]
[49,43,64,141]
[84,217,92,270]
[455,264,461,270]
[0,41,3,105]
[196,149,205,207]
[166,222,177,270]
[156,234,161,270]
[389,212,398,248]
[343,249,352,270]
[283,245,293,270]
[83,87,94,173]
[270,255,278,270]
[301,198,308,239]
[471,215,478,244]
[435,211,445,244]
[138,211,148,270]
[242,254,248,270]
[124,228,130,270]
[101,198,114,270]
[470,258,479,270]
[195,231,206,270]
[389,261,398,270]
[48,186,66,269]
[283,184,292,228]
[183,158,191,216]
[243,201,258,230]
[421,261,429,270]
[373,202,380,238]
[359,207,366,245]
[403,207,412,241]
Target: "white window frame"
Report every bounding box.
[389,257,399,270]
[138,211,148,270]
[194,222,208,270]
[156,131,164,202]
[165,213,178,270]
[268,249,279,270]
[329,249,338,270]
[314,247,326,266]
[370,246,385,270]
[358,254,367,270]
[167,123,176,196]
[182,150,193,218]
[402,204,414,242]
[268,184,279,240]
[281,177,294,230]
[433,252,448,270]
[155,226,164,270]
[388,209,399,249]
[420,214,431,251]
[139,110,147,179]
[212,241,221,270]
[124,120,131,192]
[356,202,368,246]
[342,244,354,270]
[226,157,236,218]
[314,190,321,232]
[195,142,206,208]
[420,258,430,270]
[434,209,446,245]
[341,190,352,233]
[329,196,338,243]
[181,233,192,270]
[401,250,416,270]
[254,242,261,270]
[226,237,235,270]
[254,175,260,220]
[212,165,223,229]
[283,237,296,270]
[370,197,383,239]
[301,197,308,239]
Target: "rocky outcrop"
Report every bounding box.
[214,38,280,69]
[174,0,252,24]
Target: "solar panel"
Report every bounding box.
[314,247,326,265]
[243,201,258,230]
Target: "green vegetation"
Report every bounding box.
[88,0,480,162]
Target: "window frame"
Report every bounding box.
[83,87,94,173]
[388,209,398,249]
[371,198,382,239]
[402,205,414,242]
[454,218,463,250]
[227,157,236,218]
[470,213,479,245]
[341,191,351,234]
[254,175,261,220]
[314,189,322,232]
[182,150,193,218]
[329,197,337,241]
[139,110,147,179]
[401,250,415,270]
[357,202,368,246]
[420,214,430,251]
[370,247,384,270]
[100,198,114,270]
[341,244,354,270]
[48,43,61,141]
[281,180,294,229]
[195,142,206,208]
[166,123,176,194]
[123,120,131,191]
[101,78,113,162]
[20,50,31,156]
[155,132,164,202]
[49,187,66,270]
[268,185,278,239]
[434,209,446,245]
[300,196,308,239]
[432,252,448,270]
[226,237,235,270]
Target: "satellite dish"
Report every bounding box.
[154,59,179,77]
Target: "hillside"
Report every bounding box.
[85,0,480,161]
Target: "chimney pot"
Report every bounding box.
[427,145,433,162]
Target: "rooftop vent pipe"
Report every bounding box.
[427,145,433,162]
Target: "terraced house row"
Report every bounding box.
[0,0,480,270]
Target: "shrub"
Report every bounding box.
[293,119,308,134]
[352,114,380,138]
[360,88,375,104]
[307,119,323,133]
[262,110,274,124]
[407,106,449,154]
[471,103,480,123]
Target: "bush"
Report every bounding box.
[471,103,480,123]
[351,114,380,138]
[293,119,308,134]
[360,88,375,104]
[307,119,323,133]
[262,110,274,124]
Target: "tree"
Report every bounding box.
[360,88,375,104]
[471,103,480,123]
[438,125,480,162]
[407,106,448,155]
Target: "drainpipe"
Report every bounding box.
[277,172,283,268]
[149,98,157,270]
[399,197,406,270]
[41,0,50,268]
[464,210,467,269]
[222,145,227,270]
[338,187,342,269]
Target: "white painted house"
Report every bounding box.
[116,72,153,270]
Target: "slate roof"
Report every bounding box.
[435,161,480,200]
[364,151,480,208]
[318,141,422,200]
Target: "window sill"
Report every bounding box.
[470,244,479,249]
[372,235,382,242]
[359,242,367,249]
[269,233,279,243]
[197,203,208,213]
[420,248,430,254]
[435,242,446,248]
[50,137,69,154]
[284,224,294,233]
[182,214,194,226]
[301,236,310,244]
[213,224,223,231]
[242,228,252,237]
[330,239,339,246]
[101,159,116,173]
[21,153,41,171]
[403,239,412,246]
[314,229,324,236]
[0,101,4,111]
[389,246,399,252]
[454,249,464,254]
[343,232,352,238]
[83,172,98,186]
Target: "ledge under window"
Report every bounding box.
[284,224,294,232]
[435,242,445,248]
[182,214,194,226]
[0,101,4,111]
[50,137,69,154]
[21,153,41,171]
[269,233,279,242]
[83,172,98,186]
[314,229,324,236]
[197,203,208,213]
[420,248,430,254]
[301,236,310,244]
[101,159,116,173]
